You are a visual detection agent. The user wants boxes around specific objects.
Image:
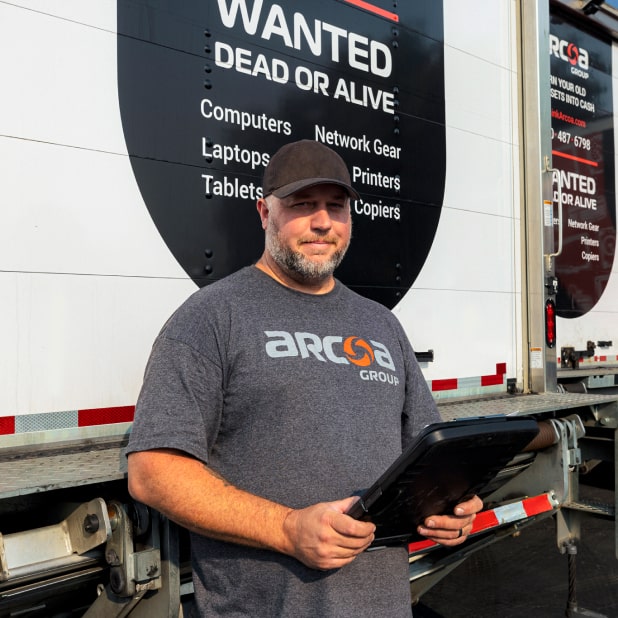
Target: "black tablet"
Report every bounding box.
[346,416,539,546]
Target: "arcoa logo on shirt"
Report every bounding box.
[264,330,400,385]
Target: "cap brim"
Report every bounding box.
[271,178,360,200]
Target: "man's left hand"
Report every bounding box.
[417,495,483,546]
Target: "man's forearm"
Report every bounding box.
[127,448,294,554]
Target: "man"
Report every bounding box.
[127,140,482,616]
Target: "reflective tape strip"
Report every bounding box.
[473,501,527,532]
[78,406,135,427]
[0,406,135,435]
[408,493,557,555]
[0,416,15,435]
[429,363,507,393]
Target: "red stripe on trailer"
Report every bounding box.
[408,493,557,555]
[409,538,437,554]
[481,363,507,386]
[407,538,436,552]
[522,493,555,517]
[481,373,503,386]
[78,405,135,427]
[469,508,500,533]
[431,378,458,392]
[0,416,15,435]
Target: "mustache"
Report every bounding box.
[298,236,338,244]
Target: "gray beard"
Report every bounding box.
[265,225,349,285]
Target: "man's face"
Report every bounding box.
[259,184,352,287]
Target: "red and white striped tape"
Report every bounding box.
[408,492,558,555]
[0,405,135,436]
[428,363,507,394]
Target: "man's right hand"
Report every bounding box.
[281,497,376,570]
[129,450,374,571]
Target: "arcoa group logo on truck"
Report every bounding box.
[550,14,616,318]
[117,0,446,308]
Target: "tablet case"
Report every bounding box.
[346,416,539,546]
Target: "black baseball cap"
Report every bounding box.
[262,140,359,200]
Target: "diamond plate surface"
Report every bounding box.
[438,391,618,421]
[0,446,127,499]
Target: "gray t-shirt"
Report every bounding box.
[127,266,440,617]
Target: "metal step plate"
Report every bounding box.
[438,391,618,422]
[0,441,127,499]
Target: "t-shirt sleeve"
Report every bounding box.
[126,335,223,464]
[399,334,441,449]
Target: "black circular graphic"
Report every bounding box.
[117,0,446,308]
